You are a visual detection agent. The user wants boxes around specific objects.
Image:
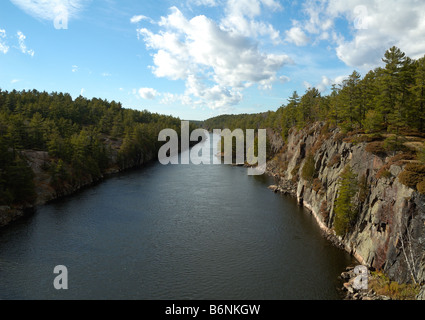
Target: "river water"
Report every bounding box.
[0,134,354,300]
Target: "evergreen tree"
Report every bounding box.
[379,46,410,130]
[339,71,362,129]
[328,84,341,127]
[410,57,425,132]
[334,165,358,236]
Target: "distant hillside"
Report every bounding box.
[0,89,198,226]
[204,46,425,139]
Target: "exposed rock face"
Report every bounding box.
[0,136,201,228]
[0,148,157,228]
[266,122,425,296]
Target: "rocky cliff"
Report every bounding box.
[266,122,425,296]
[0,135,201,228]
[0,140,156,228]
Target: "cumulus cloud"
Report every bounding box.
[138,88,159,100]
[220,0,282,43]
[0,29,9,54]
[285,26,309,46]
[297,0,425,69]
[137,6,291,110]
[17,31,35,57]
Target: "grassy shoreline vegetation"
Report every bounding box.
[0,90,197,208]
[368,271,421,300]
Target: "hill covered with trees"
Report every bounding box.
[205,46,425,136]
[203,46,425,193]
[0,90,195,210]
[203,47,425,297]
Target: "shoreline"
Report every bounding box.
[0,140,203,229]
[0,159,155,228]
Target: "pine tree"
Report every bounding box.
[328,84,341,127]
[286,91,300,128]
[410,57,425,132]
[339,71,362,129]
[379,46,410,130]
[297,88,320,127]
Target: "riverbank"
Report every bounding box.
[0,151,156,228]
[0,133,351,300]
[263,122,425,300]
[0,138,202,228]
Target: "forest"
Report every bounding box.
[204,46,425,193]
[204,47,425,137]
[2,46,425,208]
[0,90,195,207]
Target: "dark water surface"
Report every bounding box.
[0,134,354,300]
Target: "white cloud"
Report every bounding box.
[299,0,425,69]
[11,0,87,23]
[17,31,35,57]
[285,26,309,46]
[138,88,159,100]
[315,76,332,93]
[130,15,153,24]
[0,29,9,54]
[220,0,283,44]
[312,74,350,93]
[72,65,79,72]
[80,88,85,95]
[11,79,20,84]
[334,75,349,86]
[137,7,291,110]
[160,92,178,104]
[101,72,111,77]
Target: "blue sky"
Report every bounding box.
[1,0,425,121]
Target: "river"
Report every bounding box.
[0,134,354,300]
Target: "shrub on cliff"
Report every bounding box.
[327,154,341,168]
[369,271,421,300]
[365,141,387,157]
[291,164,301,182]
[417,180,425,194]
[398,163,425,193]
[334,165,358,236]
[312,178,323,193]
[302,154,316,182]
[383,136,408,154]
